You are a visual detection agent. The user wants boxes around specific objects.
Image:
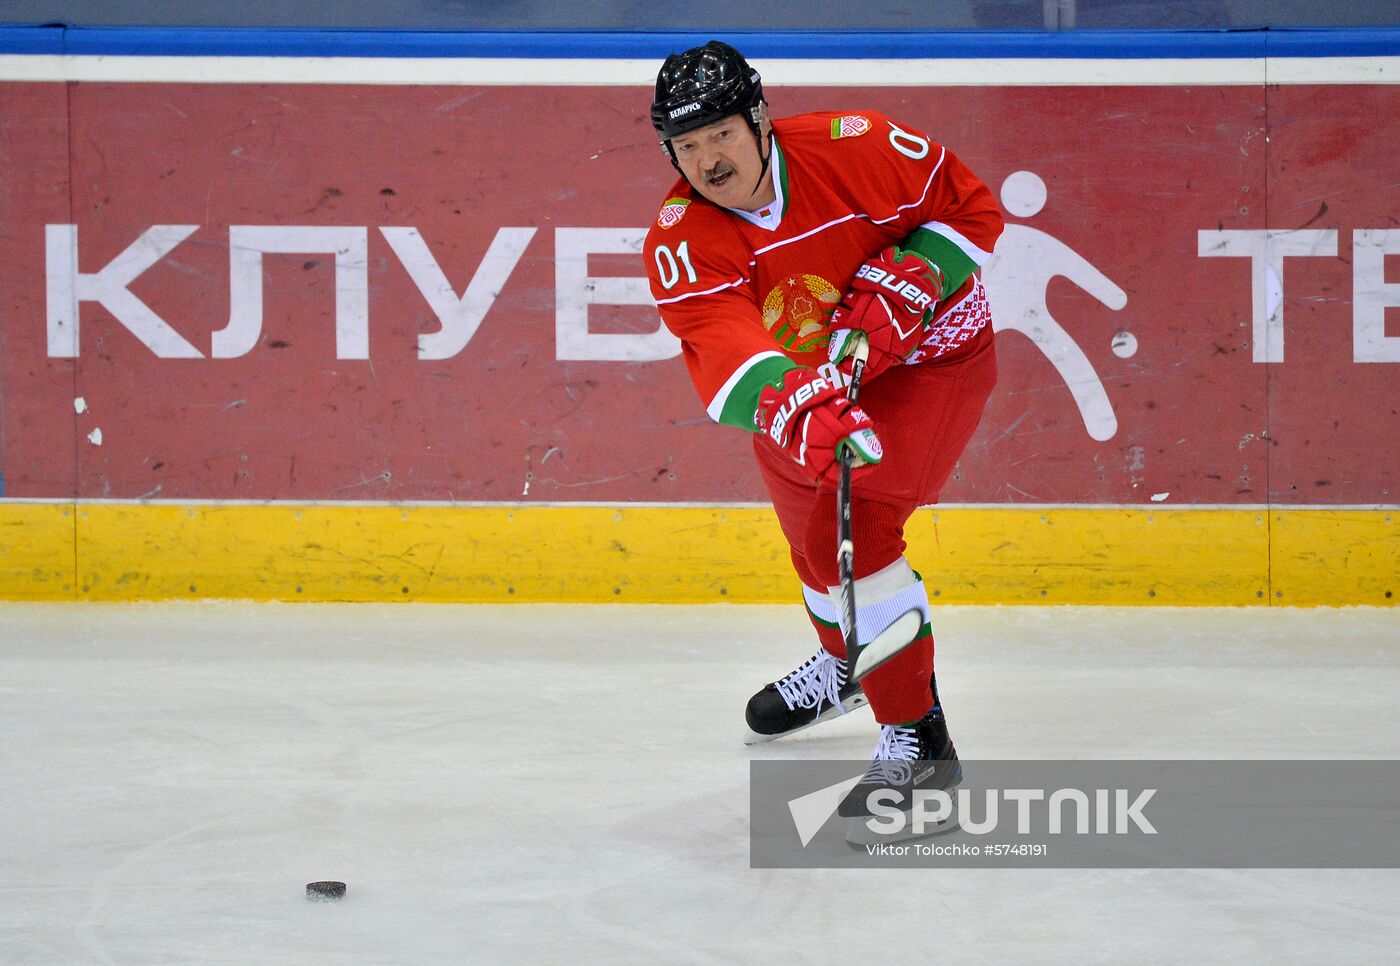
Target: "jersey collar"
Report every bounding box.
[727,135,788,232]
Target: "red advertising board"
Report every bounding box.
[1,82,1396,505]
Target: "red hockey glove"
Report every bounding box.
[755,368,883,485]
[828,246,946,379]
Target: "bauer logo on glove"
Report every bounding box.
[829,246,946,381]
[852,262,937,315]
[756,368,884,485]
[762,372,836,445]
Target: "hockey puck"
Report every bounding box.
[306,881,346,901]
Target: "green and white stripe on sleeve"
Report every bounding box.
[706,351,798,430]
[903,220,993,299]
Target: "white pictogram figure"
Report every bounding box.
[982,171,1128,442]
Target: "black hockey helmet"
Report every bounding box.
[651,40,766,144]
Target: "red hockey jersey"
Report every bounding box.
[644,110,1003,430]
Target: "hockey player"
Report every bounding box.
[644,42,1001,787]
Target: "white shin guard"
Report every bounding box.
[802,582,842,636]
[828,558,930,680]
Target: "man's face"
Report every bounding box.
[671,113,771,211]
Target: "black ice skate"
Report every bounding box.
[744,647,868,744]
[838,705,963,845]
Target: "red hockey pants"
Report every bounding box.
[752,326,998,724]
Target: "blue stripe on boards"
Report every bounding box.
[1,25,1398,60]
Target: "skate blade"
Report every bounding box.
[844,806,961,848]
[742,693,870,745]
[850,610,923,682]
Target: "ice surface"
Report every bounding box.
[1,602,1397,964]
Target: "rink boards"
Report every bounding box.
[0,33,1397,605]
[0,501,1392,606]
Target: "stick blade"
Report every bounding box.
[850,608,923,682]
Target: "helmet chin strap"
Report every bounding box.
[748,131,772,201]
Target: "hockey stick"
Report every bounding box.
[836,336,870,683]
[837,336,925,684]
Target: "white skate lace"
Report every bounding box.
[774,649,849,714]
[861,724,919,786]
